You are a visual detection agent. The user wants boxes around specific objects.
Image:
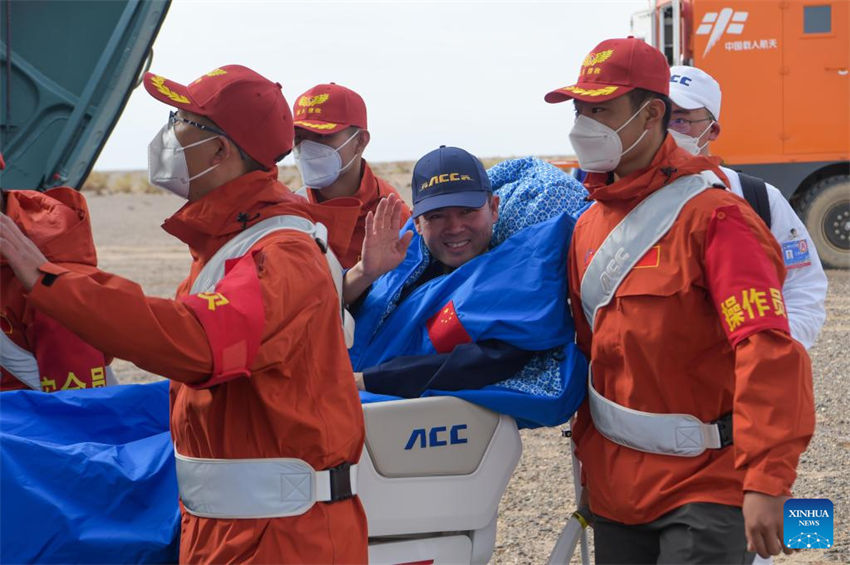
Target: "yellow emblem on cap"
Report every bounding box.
[580,49,615,76]
[582,49,614,67]
[189,68,228,86]
[295,94,331,117]
[150,75,190,104]
[298,94,330,108]
[563,85,619,97]
[294,120,338,130]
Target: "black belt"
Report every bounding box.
[327,462,354,502]
[712,412,734,448]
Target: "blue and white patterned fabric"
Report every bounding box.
[354,157,590,429]
[488,158,590,404]
[489,156,590,245]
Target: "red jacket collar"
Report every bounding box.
[584,136,728,207]
[305,160,379,206]
[162,169,361,263]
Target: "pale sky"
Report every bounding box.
[94,0,650,171]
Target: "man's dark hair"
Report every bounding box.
[628,88,671,131]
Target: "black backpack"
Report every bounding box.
[738,172,772,228]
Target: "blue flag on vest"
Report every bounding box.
[353,157,590,428]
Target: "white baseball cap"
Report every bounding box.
[669,65,722,121]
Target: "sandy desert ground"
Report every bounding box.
[84,178,848,563]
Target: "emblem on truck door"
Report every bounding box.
[696,8,748,56]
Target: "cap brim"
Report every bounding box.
[544,83,633,103]
[413,191,489,218]
[294,120,350,134]
[143,73,203,112]
[668,89,705,111]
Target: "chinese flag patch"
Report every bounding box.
[634,245,661,268]
[427,300,472,354]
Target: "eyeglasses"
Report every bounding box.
[168,111,248,160]
[669,117,713,133]
[169,111,227,136]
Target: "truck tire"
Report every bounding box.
[797,174,850,269]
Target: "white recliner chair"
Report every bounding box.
[359,396,522,565]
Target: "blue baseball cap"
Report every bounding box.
[411,146,492,217]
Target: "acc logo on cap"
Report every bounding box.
[420,172,472,190]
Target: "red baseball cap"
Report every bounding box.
[545,37,670,104]
[293,83,367,135]
[143,65,294,168]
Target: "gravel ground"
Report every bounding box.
[87,192,848,564]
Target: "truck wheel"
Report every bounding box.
[798,174,850,269]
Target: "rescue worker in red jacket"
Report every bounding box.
[292,82,410,267]
[1,182,115,392]
[0,65,367,564]
[545,38,814,563]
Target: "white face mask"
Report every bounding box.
[293,130,360,189]
[568,100,651,173]
[147,124,220,199]
[668,122,714,156]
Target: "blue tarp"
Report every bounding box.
[0,381,179,564]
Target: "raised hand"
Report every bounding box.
[359,193,413,280]
[342,194,414,305]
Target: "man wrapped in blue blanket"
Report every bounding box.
[344,146,590,428]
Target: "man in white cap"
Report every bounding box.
[668,65,828,350]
